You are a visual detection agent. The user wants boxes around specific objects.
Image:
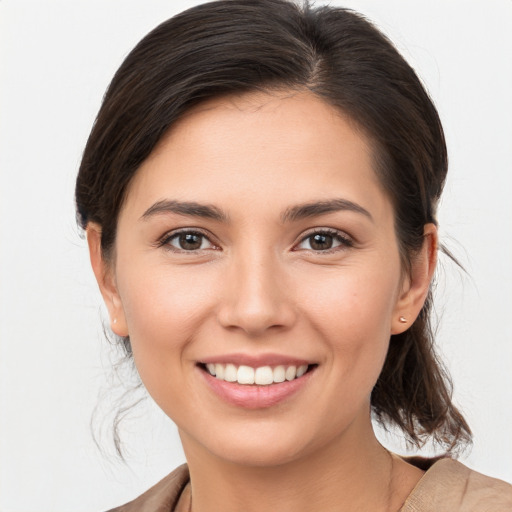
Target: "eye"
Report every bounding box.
[296,229,353,252]
[161,230,216,251]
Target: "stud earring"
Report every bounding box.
[399,316,407,323]
[113,318,117,324]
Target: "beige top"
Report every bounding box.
[107,458,512,511]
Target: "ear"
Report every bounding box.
[391,223,438,335]
[86,223,128,337]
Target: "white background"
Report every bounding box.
[1,1,511,511]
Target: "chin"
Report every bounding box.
[211,438,306,468]
[181,417,336,469]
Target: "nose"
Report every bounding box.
[216,248,297,337]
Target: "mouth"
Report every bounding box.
[198,362,317,386]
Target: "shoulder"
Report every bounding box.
[401,458,512,512]
[106,464,190,512]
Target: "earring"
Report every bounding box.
[399,316,407,323]
[113,318,117,325]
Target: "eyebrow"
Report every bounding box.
[140,199,228,222]
[140,197,373,224]
[281,198,373,223]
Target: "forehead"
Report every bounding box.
[152,89,371,167]
[121,90,390,221]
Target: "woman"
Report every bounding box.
[75,0,512,510]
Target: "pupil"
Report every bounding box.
[311,233,333,250]
[180,233,202,250]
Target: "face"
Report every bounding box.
[91,90,428,468]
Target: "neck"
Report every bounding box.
[180,419,420,512]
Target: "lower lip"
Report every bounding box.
[199,366,315,409]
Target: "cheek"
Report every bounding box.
[299,262,400,335]
[119,262,215,337]
[116,267,222,424]
[297,262,400,383]
[115,263,218,393]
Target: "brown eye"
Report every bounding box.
[165,231,214,251]
[309,233,334,250]
[296,229,353,252]
[179,233,203,250]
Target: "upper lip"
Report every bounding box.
[199,353,314,367]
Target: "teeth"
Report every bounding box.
[237,365,255,384]
[273,365,286,383]
[285,365,297,381]
[224,363,237,382]
[296,365,308,377]
[255,366,273,385]
[205,363,310,385]
[215,363,224,380]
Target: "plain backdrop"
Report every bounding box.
[1,1,511,511]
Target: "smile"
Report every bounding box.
[198,361,317,409]
[197,355,318,408]
[204,363,310,385]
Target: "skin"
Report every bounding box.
[88,90,437,511]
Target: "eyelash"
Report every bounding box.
[158,229,217,252]
[157,228,354,254]
[295,228,354,254]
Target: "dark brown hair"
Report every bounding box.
[76,0,471,453]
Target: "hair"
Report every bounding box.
[76,0,471,454]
